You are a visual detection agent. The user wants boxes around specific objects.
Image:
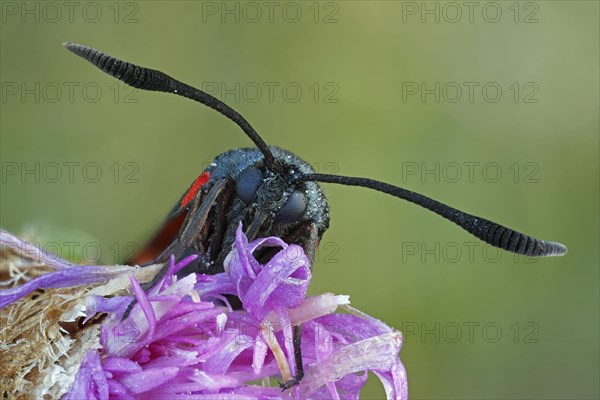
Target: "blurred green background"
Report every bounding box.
[1,1,598,398]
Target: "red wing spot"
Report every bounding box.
[180,171,211,209]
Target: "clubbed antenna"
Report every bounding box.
[297,173,567,257]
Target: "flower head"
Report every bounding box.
[1,225,407,399]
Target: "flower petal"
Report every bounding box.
[130,275,157,342]
[0,265,135,309]
[63,350,109,400]
[119,367,179,393]
[226,224,311,320]
[0,229,76,269]
[299,331,404,396]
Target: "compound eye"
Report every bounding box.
[236,167,263,204]
[276,190,307,224]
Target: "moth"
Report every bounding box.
[64,42,567,388]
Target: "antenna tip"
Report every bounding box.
[555,242,568,256]
[62,42,92,58]
[539,240,568,257]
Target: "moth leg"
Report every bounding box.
[152,178,227,275]
[165,179,228,259]
[279,324,305,391]
[277,225,316,389]
[178,180,235,277]
[208,180,235,262]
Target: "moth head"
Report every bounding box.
[236,163,307,225]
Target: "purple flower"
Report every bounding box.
[1,225,407,399]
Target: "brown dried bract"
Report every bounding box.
[0,247,100,399]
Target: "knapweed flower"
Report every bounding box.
[0,225,407,399]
